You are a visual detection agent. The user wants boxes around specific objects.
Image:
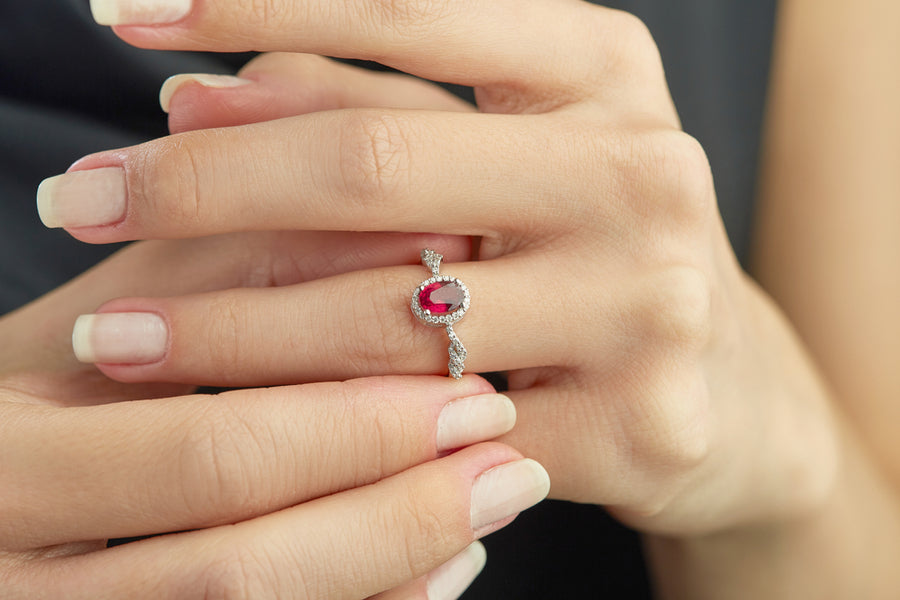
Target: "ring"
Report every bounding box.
[411,249,470,379]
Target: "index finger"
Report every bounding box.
[37,109,588,243]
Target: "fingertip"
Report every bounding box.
[89,0,192,26]
[88,0,121,26]
[436,393,516,453]
[71,314,99,363]
[159,74,191,114]
[425,541,487,600]
[470,457,551,537]
[160,73,252,113]
[71,311,169,365]
[35,168,127,230]
[36,175,64,228]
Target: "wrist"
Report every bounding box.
[645,422,900,599]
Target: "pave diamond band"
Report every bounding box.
[411,249,470,379]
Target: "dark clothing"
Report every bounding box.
[0,0,775,596]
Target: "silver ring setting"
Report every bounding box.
[411,249,469,379]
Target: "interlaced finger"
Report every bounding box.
[0,376,512,550]
[31,445,548,599]
[94,0,636,108]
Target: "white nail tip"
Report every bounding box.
[36,176,64,228]
[73,313,168,365]
[36,168,127,229]
[436,394,517,452]
[72,315,98,363]
[426,542,487,600]
[159,74,252,113]
[470,459,550,534]
[90,0,192,26]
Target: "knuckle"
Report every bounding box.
[637,266,713,351]
[175,402,272,520]
[654,374,711,471]
[338,271,421,373]
[337,113,413,210]
[387,480,454,574]
[241,0,297,30]
[600,10,662,76]
[612,10,656,50]
[658,132,716,223]
[617,369,711,515]
[200,295,246,378]
[131,135,209,232]
[625,369,711,469]
[624,131,715,227]
[367,0,460,39]
[332,379,416,481]
[198,543,275,600]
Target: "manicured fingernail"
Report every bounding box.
[436,394,516,453]
[73,313,168,364]
[90,0,192,26]
[160,74,253,113]
[37,168,126,229]
[470,459,550,536]
[426,542,487,600]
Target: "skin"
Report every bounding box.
[72,0,839,528]
[14,0,900,597]
[755,0,900,480]
[0,234,534,598]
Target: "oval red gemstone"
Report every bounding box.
[419,281,464,315]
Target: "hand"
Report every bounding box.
[0,235,549,598]
[48,0,838,535]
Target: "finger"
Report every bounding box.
[0,376,517,550]
[37,109,591,243]
[91,0,628,104]
[1,231,467,398]
[71,256,621,385]
[162,53,474,134]
[367,542,487,600]
[38,445,548,599]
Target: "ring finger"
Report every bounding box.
[72,256,625,386]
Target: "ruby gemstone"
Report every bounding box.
[419,281,464,315]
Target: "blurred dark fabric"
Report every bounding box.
[0,0,775,596]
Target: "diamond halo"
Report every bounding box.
[410,249,470,379]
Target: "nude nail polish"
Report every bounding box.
[72,313,168,364]
[426,542,487,600]
[37,167,127,229]
[436,394,517,453]
[90,0,192,26]
[159,74,253,113]
[470,459,550,536]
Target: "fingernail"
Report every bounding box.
[470,459,550,536]
[37,167,127,229]
[426,542,487,600]
[73,313,168,364]
[90,0,192,26]
[436,394,516,453]
[160,74,253,113]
